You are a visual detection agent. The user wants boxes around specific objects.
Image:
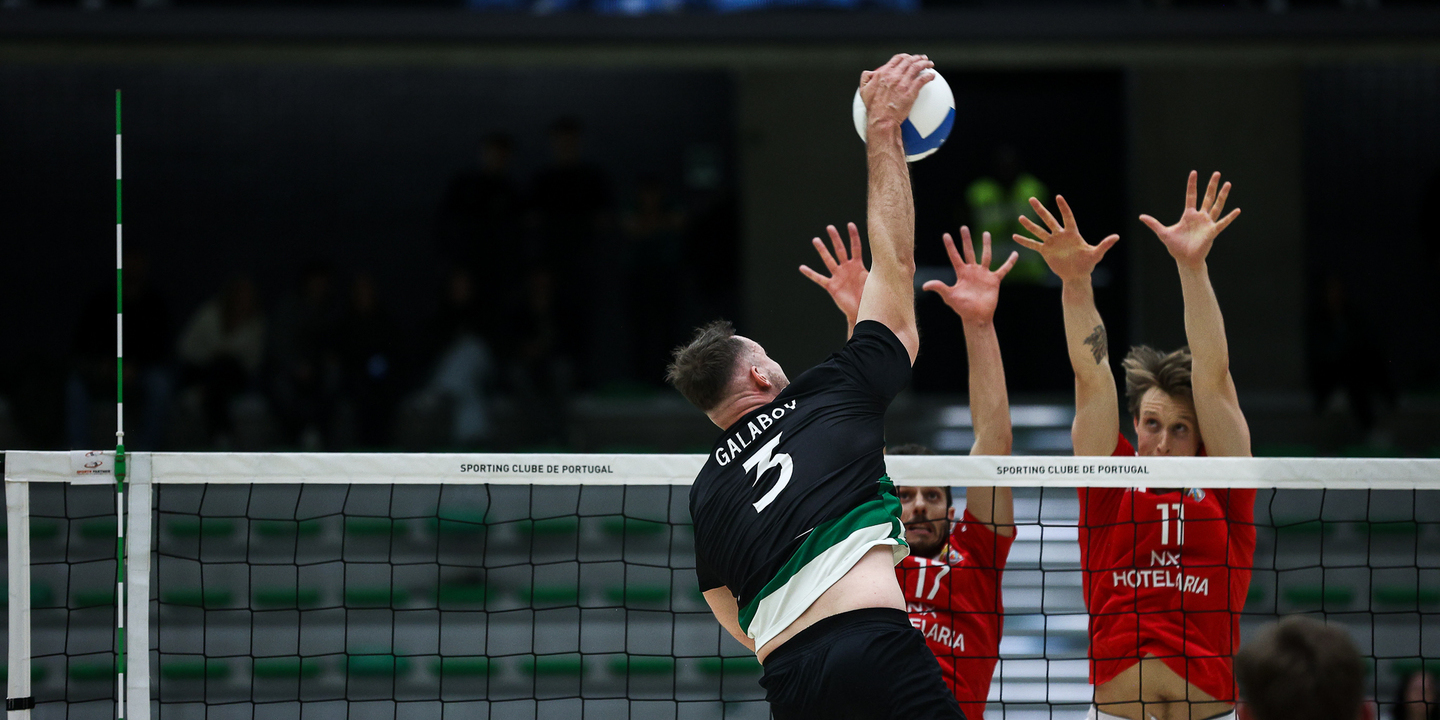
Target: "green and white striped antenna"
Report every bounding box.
[114,89,128,720]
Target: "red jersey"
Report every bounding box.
[1078,434,1256,703]
[897,509,1015,720]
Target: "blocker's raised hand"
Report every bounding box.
[1012,195,1118,284]
[800,222,868,323]
[923,227,1017,325]
[1139,170,1241,270]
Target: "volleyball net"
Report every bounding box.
[5,451,1440,720]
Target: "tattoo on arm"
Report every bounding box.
[1083,325,1108,365]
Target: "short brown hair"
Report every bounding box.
[1234,615,1366,720]
[666,320,746,412]
[1122,345,1194,418]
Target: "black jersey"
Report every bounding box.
[689,320,913,648]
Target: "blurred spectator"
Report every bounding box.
[1308,275,1396,442]
[530,116,614,389]
[501,268,572,445]
[436,131,527,317]
[416,267,495,446]
[177,275,267,446]
[66,252,174,449]
[621,175,686,387]
[1393,670,1439,720]
[966,145,1050,285]
[336,272,400,448]
[268,261,341,450]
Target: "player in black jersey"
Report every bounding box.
[666,54,966,719]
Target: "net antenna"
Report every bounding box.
[115,88,129,720]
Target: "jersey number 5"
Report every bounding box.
[743,433,793,513]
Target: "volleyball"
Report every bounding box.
[852,67,955,162]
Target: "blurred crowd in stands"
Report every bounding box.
[59,118,737,452]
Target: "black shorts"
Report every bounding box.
[759,607,967,720]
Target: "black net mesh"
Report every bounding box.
[6,483,119,720]
[7,479,1438,720]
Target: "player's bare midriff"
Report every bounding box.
[1093,657,1232,720]
[754,544,906,664]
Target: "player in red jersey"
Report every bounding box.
[804,224,1018,719]
[1014,172,1254,720]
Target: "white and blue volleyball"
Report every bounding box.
[852,68,955,162]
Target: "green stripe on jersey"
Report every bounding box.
[738,477,909,648]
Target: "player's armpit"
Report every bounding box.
[703,587,757,654]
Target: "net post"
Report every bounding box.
[114,88,128,720]
[6,460,36,718]
[124,454,150,720]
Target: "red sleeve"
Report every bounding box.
[949,509,1016,571]
[1077,432,1133,527]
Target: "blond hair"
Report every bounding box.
[1121,346,1193,418]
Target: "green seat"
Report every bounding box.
[346,654,411,678]
[609,655,674,676]
[1282,585,1355,608]
[69,659,114,681]
[517,585,580,606]
[344,586,408,608]
[600,517,668,537]
[160,658,229,681]
[79,518,117,539]
[345,517,406,538]
[253,586,322,609]
[431,657,493,677]
[515,517,580,537]
[1390,659,1440,679]
[697,657,762,677]
[162,588,234,609]
[520,654,587,677]
[1246,584,1265,603]
[0,664,48,682]
[1356,521,1420,537]
[1373,586,1440,607]
[435,583,488,608]
[1273,519,1334,536]
[29,519,60,540]
[252,656,322,679]
[253,519,323,538]
[428,510,486,535]
[73,589,116,608]
[0,584,56,608]
[604,585,669,607]
[166,517,238,539]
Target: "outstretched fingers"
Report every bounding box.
[811,236,839,273]
[1214,208,1241,234]
[1211,182,1232,220]
[1013,233,1045,253]
[826,224,848,263]
[1200,172,1220,214]
[1094,234,1120,259]
[1056,195,1078,232]
[1031,197,1063,234]
[799,264,829,288]
[1018,215,1050,242]
[1138,214,1167,237]
[994,250,1019,280]
[979,231,992,268]
[959,227,978,265]
[847,222,863,263]
[941,232,965,272]
[1185,170,1199,212]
